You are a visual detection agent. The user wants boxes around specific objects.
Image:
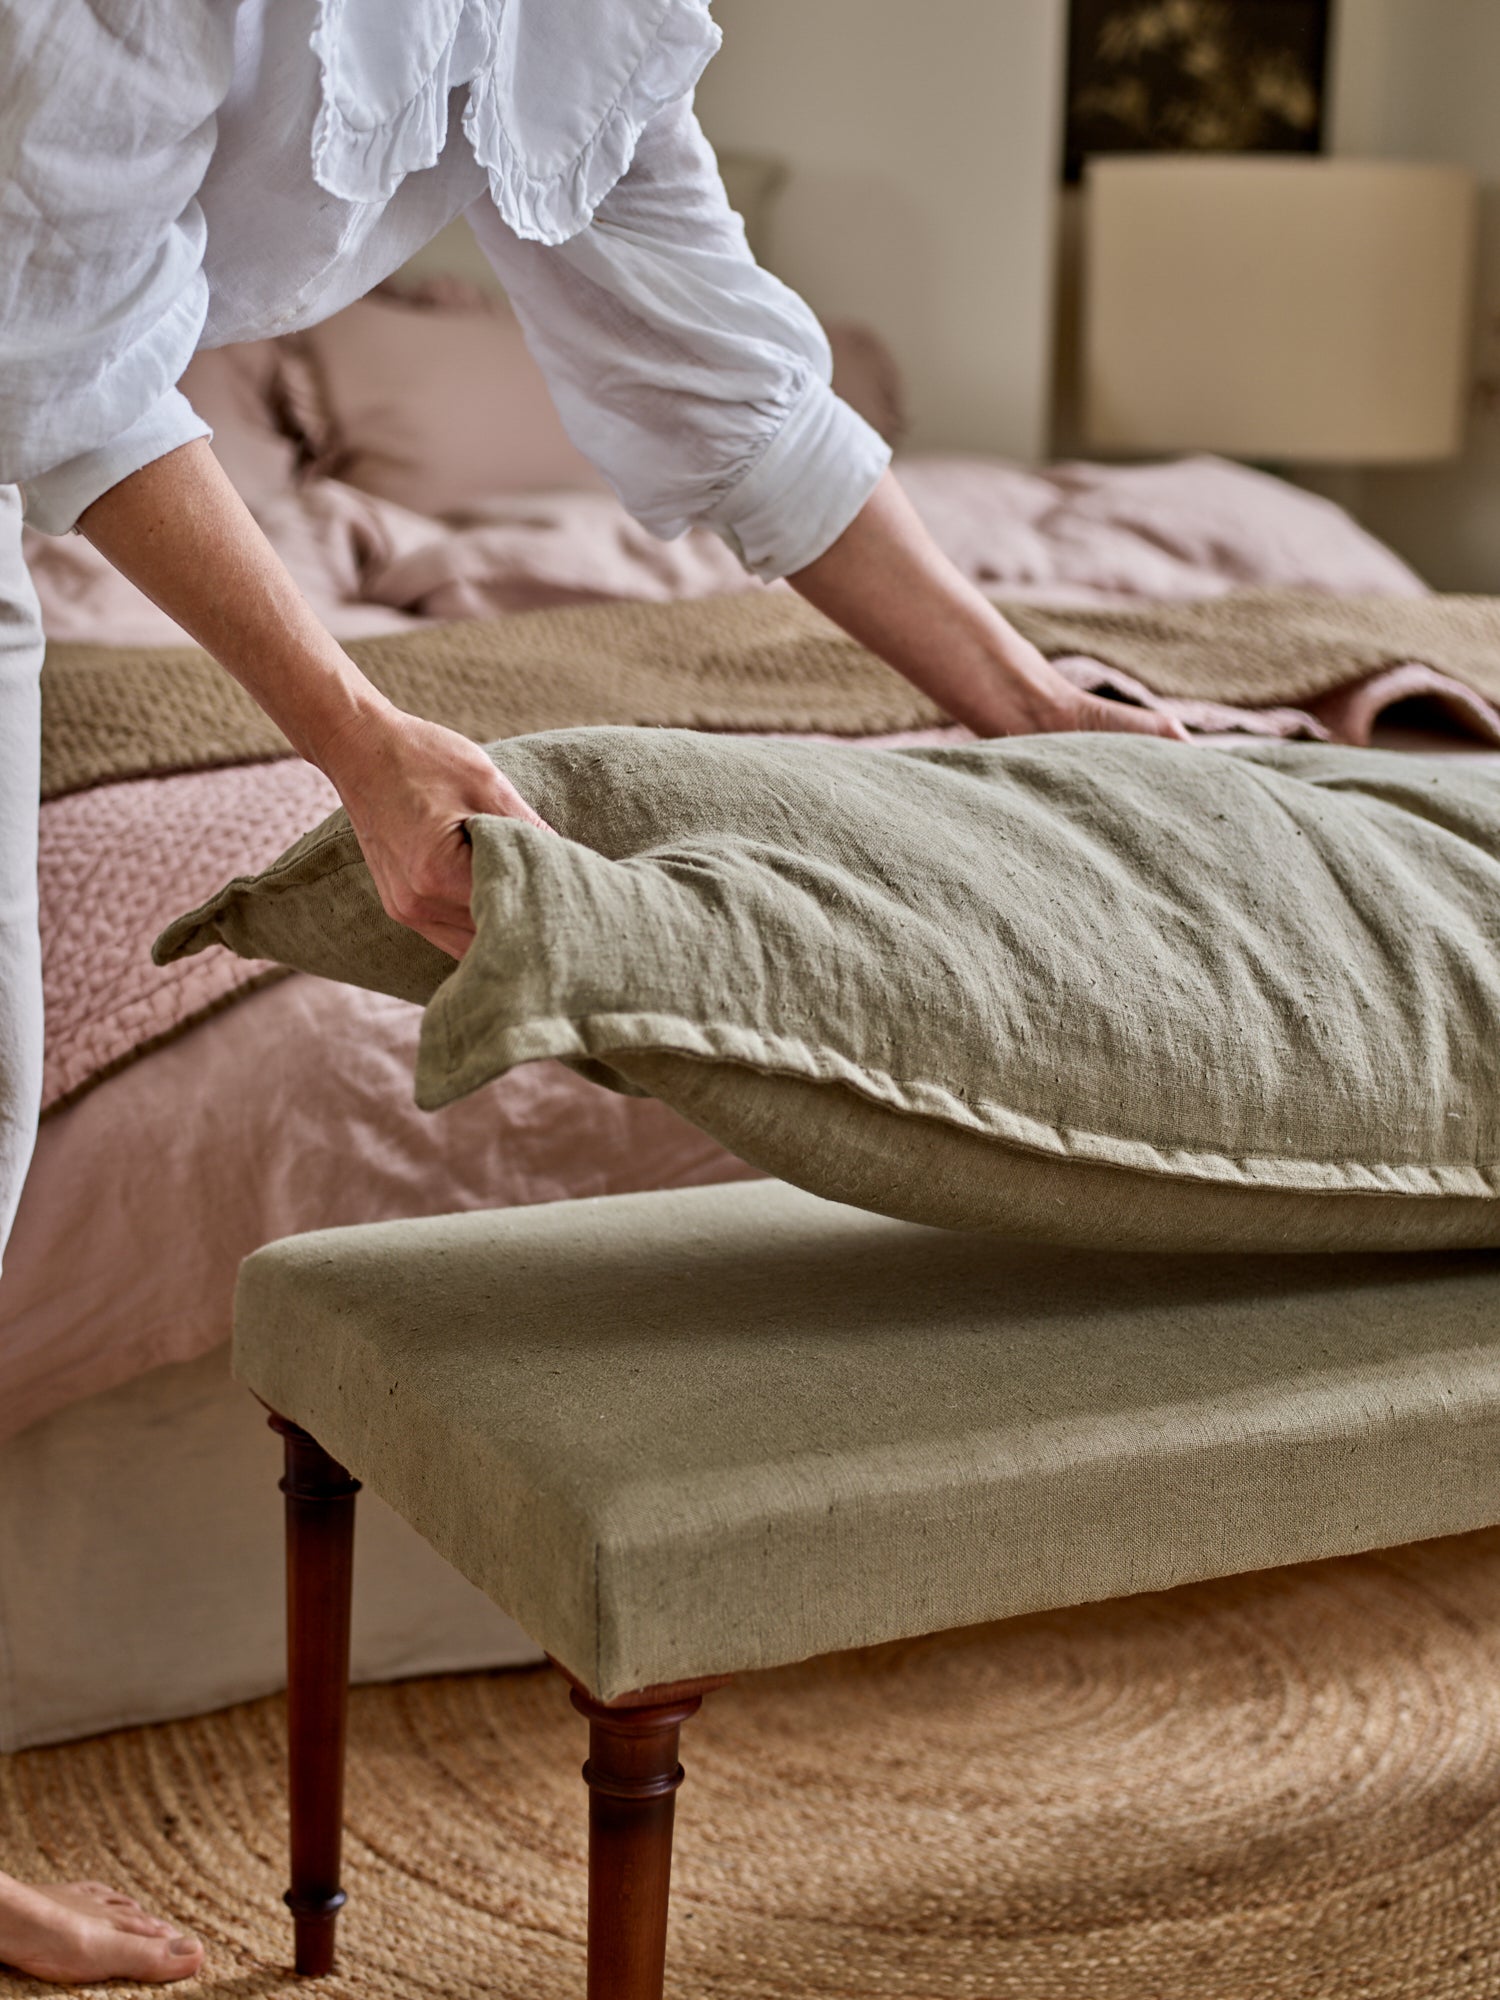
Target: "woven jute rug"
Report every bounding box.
[4,1529,1500,1998]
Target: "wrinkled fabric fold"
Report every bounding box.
[310,0,721,244]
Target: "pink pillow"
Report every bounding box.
[296,295,610,518]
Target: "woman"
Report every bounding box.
[0,1,1181,1980]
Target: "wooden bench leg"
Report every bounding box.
[269,1413,360,1978]
[570,1681,720,2000]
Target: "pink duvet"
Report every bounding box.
[2,979,757,1441]
[3,451,1469,1441]
[23,452,1428,645]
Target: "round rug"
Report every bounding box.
[4,1529,1500,1997]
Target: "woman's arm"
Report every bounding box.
[81,437,1176,959]
[76,94,1175,960]
[0,0,224,522]
[78,440,548,959]
[788,472,1185,741]
[8,4,543,957]
[472,100,1182,744]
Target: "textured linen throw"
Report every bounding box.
[41,588,1500,800]
[1014,592,1500,704]
[40,594,942,800]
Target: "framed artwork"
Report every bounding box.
[1063,0,1332,183]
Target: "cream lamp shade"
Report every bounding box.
[1083,157,1477,463]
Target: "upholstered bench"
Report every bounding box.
[235,1180,1500,1997]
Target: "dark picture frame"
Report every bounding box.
[1063,0,1332,184]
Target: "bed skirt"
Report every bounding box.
[0,1343,541,1752]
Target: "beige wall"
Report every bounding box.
[695,0,1068,461]
[1326,0,1500,589]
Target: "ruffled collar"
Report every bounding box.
[310,0,721,245]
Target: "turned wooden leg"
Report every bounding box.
[570,1681,720,2000]
[270,1412,360,1978]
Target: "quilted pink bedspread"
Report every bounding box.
[40,762,338,1111]
[7,451,1484,1440]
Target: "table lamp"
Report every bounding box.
[1082,157,1477,464]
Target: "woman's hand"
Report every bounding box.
[790,470,1188,744]
[962,620,1189,741]
[78,443,553,957]
[318,702,554,959]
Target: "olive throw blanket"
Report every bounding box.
[41,586,1500,799]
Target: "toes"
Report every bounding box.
[116,1931,206,1984]
[63,1880,181,1939]
[68,1880,145,1911]
[113,1913,177,1938]
[77,1882,134,1906]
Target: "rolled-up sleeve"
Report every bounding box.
[465,97,891,580]
[20,389,210,538]
[0,2,232,534]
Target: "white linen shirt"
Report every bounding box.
[0,0,889,575]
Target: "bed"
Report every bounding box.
[0,269,1484,1751]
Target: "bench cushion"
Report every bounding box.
[162,728,1500,1254]
[234,1181,1500,1700]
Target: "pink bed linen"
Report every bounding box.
[5,449,1458,1440]
[22,452,1427,644]
[40,762,338,1110]
[1,977,756,1442]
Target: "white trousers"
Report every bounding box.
[0,488,44,1273]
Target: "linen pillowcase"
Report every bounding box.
[156,729,1500,1255]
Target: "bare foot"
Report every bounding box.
[0,1871,203,1984]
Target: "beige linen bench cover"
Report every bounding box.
[233,1180,1500,1995]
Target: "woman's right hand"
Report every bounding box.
[76,443,552,960]
[318,700,553,960]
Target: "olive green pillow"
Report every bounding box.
[156,729,1500,1253]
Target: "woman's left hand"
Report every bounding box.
[790,470,1190,744]
[967,623,1190,741]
